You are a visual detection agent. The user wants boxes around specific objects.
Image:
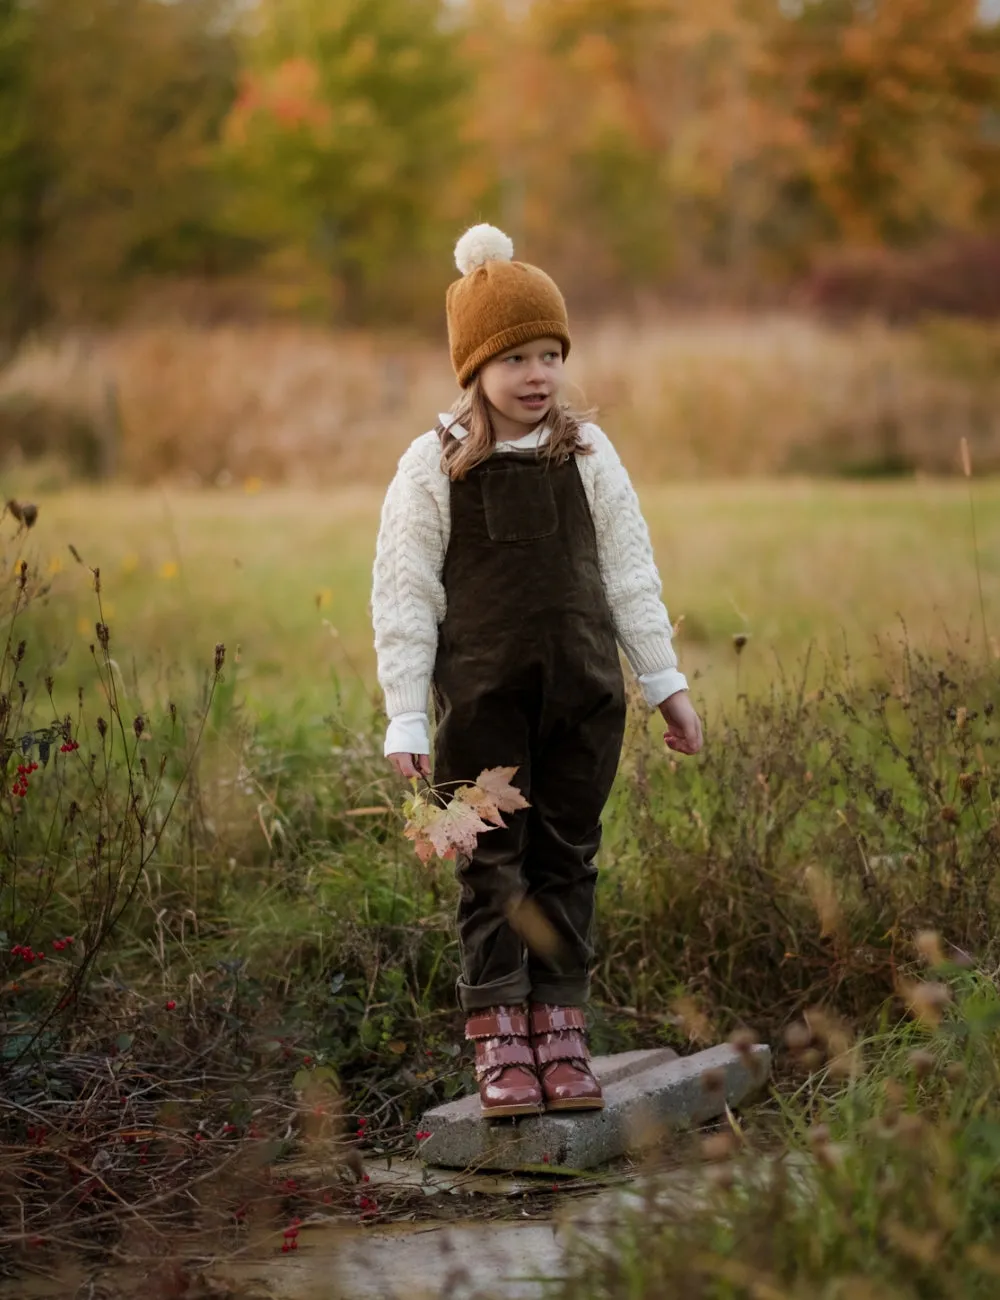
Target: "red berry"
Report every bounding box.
[165,1000,176,1010]
[65,936,74,944]
[36,952,44,960]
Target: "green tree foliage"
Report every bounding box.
[0,0,237,345]
[221,0,469,323]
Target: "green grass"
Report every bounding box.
[1,478,999,1291]
[7,478,1000,722]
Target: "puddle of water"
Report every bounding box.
[221,1218,565,1300]
[0,1156,803,1300]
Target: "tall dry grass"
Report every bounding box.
[1,314,998,485]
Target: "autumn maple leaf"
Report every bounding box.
[401,766,530,865]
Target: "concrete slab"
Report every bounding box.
[418,1044,771,1172]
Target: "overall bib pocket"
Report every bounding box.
[481,464,558,542]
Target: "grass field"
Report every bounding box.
[3,475,1000,1296]
[8,477,999,723]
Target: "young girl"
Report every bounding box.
[371,225,703,1120]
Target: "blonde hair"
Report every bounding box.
[438,374,595,481]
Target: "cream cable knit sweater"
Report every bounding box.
[371,419,687,756]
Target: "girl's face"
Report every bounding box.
[478,336,564,438]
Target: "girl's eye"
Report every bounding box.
[544,352,559,361]
[505,354,522,364]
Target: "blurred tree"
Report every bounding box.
[222,0,469,324]
[462,0,780,304]
[0,0,238,347]
[765,0,1000,253]
[0,0,48,352]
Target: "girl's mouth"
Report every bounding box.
[518,395,549,409]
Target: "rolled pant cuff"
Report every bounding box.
[458,971,532,1012]
[528,977,590,1007]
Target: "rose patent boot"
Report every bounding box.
[529,1003,604,1112]
[465,1005,544,1119]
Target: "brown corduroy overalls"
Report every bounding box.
[431,439,627,1012]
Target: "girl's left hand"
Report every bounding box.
[658,690,704,756]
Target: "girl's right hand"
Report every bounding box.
[388,752,431,780]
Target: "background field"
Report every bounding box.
[10,476,999,723]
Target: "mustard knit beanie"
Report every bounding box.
[446,224,571,388]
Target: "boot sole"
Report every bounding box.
[545,1097,605,1112]
[481,1102,545,1119]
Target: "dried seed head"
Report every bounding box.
[803,1006,838,1045]
[958,772,978,794]
[902,979,952,1027]
[807,1124,831,1148]
[700,1131,736,1163]
[133,715,145,739]
[97,717,108,740]
[673,996,714,1046]
[16,561,27,590]
[784,1022,812,1052]
[886,1219,941,1265]
[732,633,749,655]
[803,865,842,938]
[701,1067,726,1096]
[93,567,101,595]
[95,622,109,651]
[814,1141,846,1171]
[883,1078,906,1107]
[798,1048,824,1075]
[7,499,38,529]
[827,1046,864,1081]
[895,1113,926,1148]
[908,1049,935,1080]
[915,930,945,967]
[728,1027,757,1057]
[705,1163,735,1190]
[940,804,958,824]
[955,706,967,731]
[215,643,226,675]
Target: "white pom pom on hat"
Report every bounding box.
[454,224,515,275]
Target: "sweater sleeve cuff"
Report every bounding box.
[384,712,431,757]
[382,677,431,718]
[638,667,689,708]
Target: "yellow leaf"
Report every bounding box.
[387,1040,407,1056]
